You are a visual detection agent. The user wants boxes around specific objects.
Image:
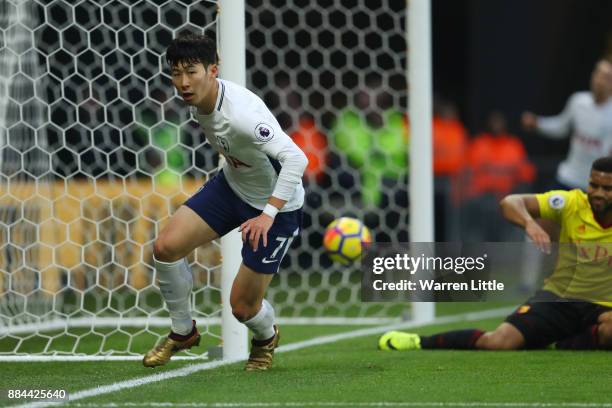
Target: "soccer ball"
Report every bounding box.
[323,217,372,265]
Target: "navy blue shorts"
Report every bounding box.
[184,171,302,274]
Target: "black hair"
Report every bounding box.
[592,156,612,173]
[166,32,218,68]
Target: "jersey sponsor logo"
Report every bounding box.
[548,194,565,210]
[224,154,252,168]
[576,244,612,266]
[254,122,274,142]
[216,136,230,153]
[575,133,602,148]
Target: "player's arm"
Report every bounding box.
[500,194,551,253]
[264,139,308,206]
[257,134,308,219]
[239,116,308,251]
[521,94,576,138]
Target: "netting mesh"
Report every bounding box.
[245,0,409,318]
[0,0,410,357]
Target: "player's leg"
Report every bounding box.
[143,206,220,367]
[230,263,279,371]
[234,220,300,370]
[474,323,524,349]
[154,205,220,262]
[227,198,301,370]
[153,205,219,334]
[379,302,528,351]
[379,324,523,351]
[486,295,581,350]
[597,310,612,348]
[144,172,236,367]
[600,310,612,322]
[419,323,523,350]
[598,312,612,348]
[379,291,574,351]
[555,308,612,350]
[230,262,276,336]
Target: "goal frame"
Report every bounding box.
[0,0,435,362]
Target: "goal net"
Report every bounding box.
[0,0,412,359]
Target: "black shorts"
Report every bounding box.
[505,290,611,349]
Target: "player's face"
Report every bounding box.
[587,170,612,215]
[590,61,612,97]
[171,62,218,110]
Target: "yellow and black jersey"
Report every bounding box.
[536,189,612,306]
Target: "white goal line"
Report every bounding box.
[12,307,512,408]
[0,316,401,362]
[1,316,398,336]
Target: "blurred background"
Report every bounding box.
[431,0,612,241]
[433,0,612,182]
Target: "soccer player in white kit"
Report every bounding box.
[522,59,612,191]
[143,33,308,371]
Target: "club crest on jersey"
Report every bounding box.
[517,305,530,314]
[255,123,274,142]
[548,194,565,210]
[216,136,230,153]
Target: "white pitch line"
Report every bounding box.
[14,308,512,408]
[60,402,612,408]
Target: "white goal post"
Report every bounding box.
[408,0,435,322]
[0,0,434,361]
[218,0,248,361]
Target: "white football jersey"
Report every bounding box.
[192,79,307,212]
[537,92,612,189]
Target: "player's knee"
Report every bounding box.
[476,327,523,350]
[598,311,612,324]
[477,334,518,350]
[230,295,260,322]
[153,236,182,263]
[598,322,612,347]
[231,302,258,322]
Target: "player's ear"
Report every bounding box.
[207,64,219,77]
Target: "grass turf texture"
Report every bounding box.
[1,317,610,407]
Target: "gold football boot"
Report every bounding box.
[143,322,200,368]
[244,325,280,371]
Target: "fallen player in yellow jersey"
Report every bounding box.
[379,156,612,351]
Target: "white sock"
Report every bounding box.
[244,299,275,340]
[155,256,193,335]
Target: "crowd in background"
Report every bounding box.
[290,96,536,242]
[289,56,612,243]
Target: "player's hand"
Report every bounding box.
[239,213,274,252]
[521,112,538,131]
[525,219,551,254]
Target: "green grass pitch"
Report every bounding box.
[1,317,611,407]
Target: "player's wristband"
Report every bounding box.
[263,203,279,219]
